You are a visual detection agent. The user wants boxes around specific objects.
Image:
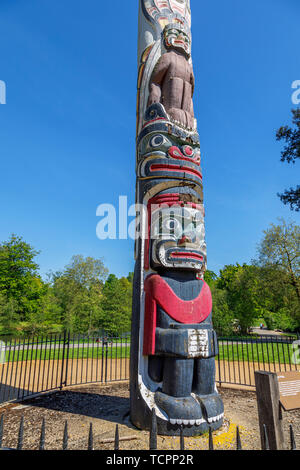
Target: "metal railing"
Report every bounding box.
[216,334,300,388]
[0,333,299,404]
[0,333,130,404]
[0,410,297,450]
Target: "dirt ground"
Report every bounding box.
[0,382,299,451]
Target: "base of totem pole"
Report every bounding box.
[130,404,224,437]
[130,419,224,437]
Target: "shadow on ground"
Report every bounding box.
[23,387,131,426]
[0,384,29,404]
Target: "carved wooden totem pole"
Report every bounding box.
[130,0,224,436]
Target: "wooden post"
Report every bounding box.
[254,371,284,450]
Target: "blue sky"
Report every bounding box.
[0,0,299,279]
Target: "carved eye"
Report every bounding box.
[163,218,181,234]
[150,135,168,148]
[183,145,194,157]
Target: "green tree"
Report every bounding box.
[51,255,109,333]
[0,294,19,333]
[217,264,261,335]
[276,108,300,211]
[63,255,108,289]
[257,219,300,303]
[127,272,134,284]
[38,283,64,333]
[204,270,218,288]
[0,235,46,332]
[254,219,300,330]
[100,274,132,336]
[210,285,235,337]
[249,265,298,331]
[0,235,40,304]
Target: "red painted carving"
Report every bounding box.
[143,274,212,355]
[168,146,201,165]
[149,163,202,179]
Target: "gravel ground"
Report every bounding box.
[0,382,299,451]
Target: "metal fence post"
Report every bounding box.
[64,332,70,388]
[60,331,69,391]
[149,408,157,450]
[101,337,104,383]
[217,337,222,387]
[104,342,108,383]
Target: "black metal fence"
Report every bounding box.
[216,334,300,388]
[0,333,299,404]
[0,333,130,404]
[0,410,297,451]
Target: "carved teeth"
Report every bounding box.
[169,418,206,426]
[207,413,224,424]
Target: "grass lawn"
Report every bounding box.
[4,344,131,363]
[218,341,298,365]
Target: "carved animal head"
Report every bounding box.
[163,24,191,57]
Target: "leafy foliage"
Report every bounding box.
[276,108,300,211]
[50,255,109,334]
[217,264,261,335]
[210,285,236,337]
[256,219,300,303]
[99,274,132,336]
[0,238,133,337]
[0,235,45,331]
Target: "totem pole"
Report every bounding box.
[130,0,224,436]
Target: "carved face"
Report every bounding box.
[138,131,202,186]
[150,203,207,271]
[139,132,200,165]
[164,27,191,56]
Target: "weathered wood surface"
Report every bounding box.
[255,371,284,450]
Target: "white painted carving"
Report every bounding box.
[188,329,209,358]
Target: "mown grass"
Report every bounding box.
[218,341,298,365]
[3,345,131,363]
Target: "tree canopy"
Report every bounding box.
[276,108,300,211]
[0,236,133,337]
[257,219,300,301]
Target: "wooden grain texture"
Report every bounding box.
[255,371,284,450]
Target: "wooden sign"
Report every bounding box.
[277,371,300,411]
